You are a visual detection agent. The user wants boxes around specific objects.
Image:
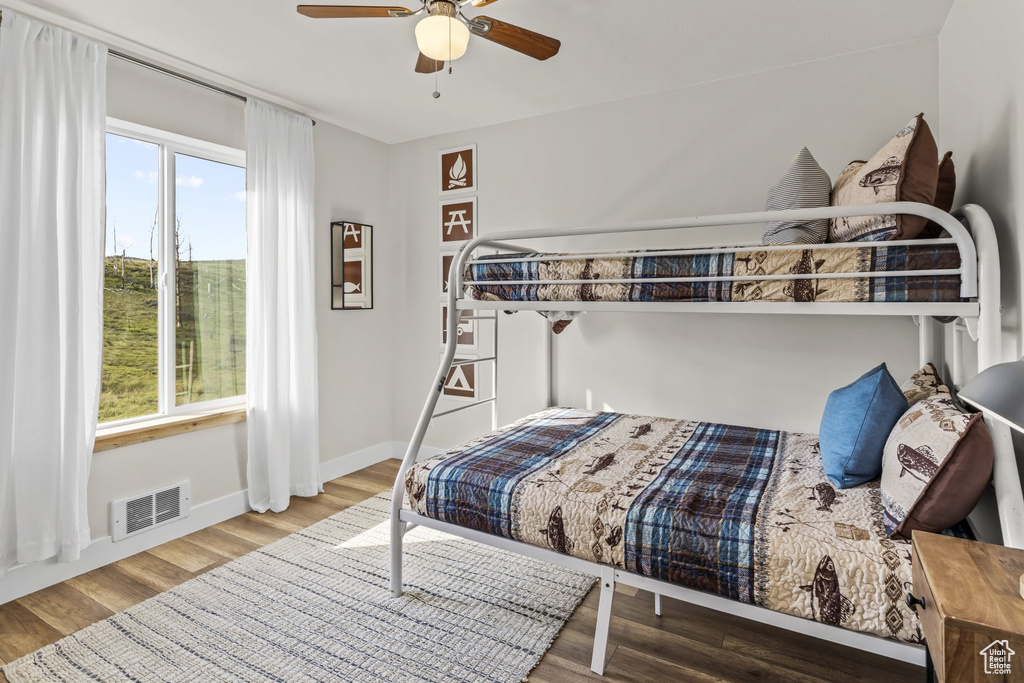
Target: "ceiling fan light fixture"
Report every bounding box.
[415,12,469,62]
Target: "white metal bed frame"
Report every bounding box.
[390,202,1023,674]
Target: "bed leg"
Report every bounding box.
[390,518,404,598]
[654,592,662,617]
[591,567,615,676]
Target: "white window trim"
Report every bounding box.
[101,118,247,430]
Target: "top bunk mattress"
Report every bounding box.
[405,407,961,645]
[465,242,963,304]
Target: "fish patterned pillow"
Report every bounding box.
[829,113,939,243]
[880,390,993,539]
[901,363,947,406]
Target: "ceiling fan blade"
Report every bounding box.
[297,5,412,18]
[416,52,444,74]
[469,16,560,60]
[468,0,501,6]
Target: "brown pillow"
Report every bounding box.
[920,152,957,239]
[829,114,939,242]
[880,390,993,539]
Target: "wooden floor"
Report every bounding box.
[0,459,924,682]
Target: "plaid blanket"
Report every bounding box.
[407,408,940,643]
[466,243,963,304]
[623,422,778,602]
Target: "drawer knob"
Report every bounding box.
[906,593,926,612]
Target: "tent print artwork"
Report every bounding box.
[444,359,476,399]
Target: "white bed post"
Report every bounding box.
[917,316,943,371]
[390,249,468,597]
[958,205,1024,549]
[591,566,616,676]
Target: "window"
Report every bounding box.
[101,120,246,425]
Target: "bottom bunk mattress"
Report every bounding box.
[405,407,926,644]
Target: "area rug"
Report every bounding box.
[4,494,595,682]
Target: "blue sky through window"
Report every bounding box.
[106,133,246,262]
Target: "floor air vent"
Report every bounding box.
[111,481,190,542]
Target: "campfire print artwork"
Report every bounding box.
[444,357,477,400]
[440,197,477,246]
[439,144,476,195]
[331,221,373,310]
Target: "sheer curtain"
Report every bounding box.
[245,99,321,513]
[0,12,107,575]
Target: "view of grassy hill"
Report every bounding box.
[100,255,246,423]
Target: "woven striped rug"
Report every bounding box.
[4,494,595,682]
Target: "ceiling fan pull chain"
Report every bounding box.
[433,64,441,99]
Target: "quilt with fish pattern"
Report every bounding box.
[465,242,962,304]
[406,408,937,643]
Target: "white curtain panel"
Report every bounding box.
[245,99,321,513]
[0,12,107,575]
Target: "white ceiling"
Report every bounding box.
[10,0,954,144]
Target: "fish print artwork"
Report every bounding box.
[895,444,939,482]
[858,155,902,195]
[801,555,856,626]
[583,453,616,476]
[541,506,572,554]
[807,482,842,512]
[782,250,827,302]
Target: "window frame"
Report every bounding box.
[102,118,247,429]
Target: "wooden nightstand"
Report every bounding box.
[909,531,1024,682]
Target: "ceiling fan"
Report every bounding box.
[297,1,561,74]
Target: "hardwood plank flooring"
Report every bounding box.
[0,459,924,682]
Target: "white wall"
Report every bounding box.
[389,38,942,445]
[939,0,1024,360]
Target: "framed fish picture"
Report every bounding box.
[331,221,373,310]
[439,144,476,195]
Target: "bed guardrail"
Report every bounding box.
[451,202,980,300]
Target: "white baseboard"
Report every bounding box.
[0,489,250,606]
[319,441,397,482]
[0,441,399,605]
[391,441,445,461]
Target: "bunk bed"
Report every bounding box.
[389,202,1023,674]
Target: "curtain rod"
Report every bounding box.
[0,9,316,126]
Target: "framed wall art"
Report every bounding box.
[439,196,477,247]
[443,356,478,400]
[331,221,373,310]
[440,253,455,295]
[439,144,476,195]
[440,304,477,350]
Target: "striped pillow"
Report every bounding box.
[763,148,832,245]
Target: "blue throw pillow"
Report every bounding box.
[819,363,909,489]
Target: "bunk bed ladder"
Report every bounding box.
[430,311,499,430]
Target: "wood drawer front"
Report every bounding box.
[912,544,945,680]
